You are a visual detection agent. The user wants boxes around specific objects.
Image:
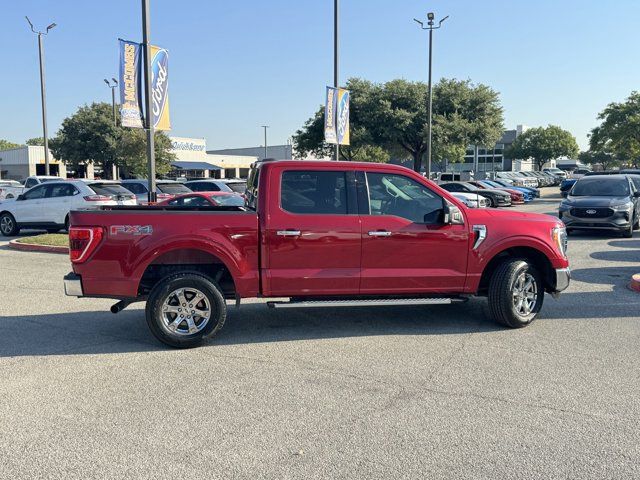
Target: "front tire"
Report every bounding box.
[487,259,544,328]
[0,213,19,236]
[146,273,227,348]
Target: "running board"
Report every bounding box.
[267,297,464,309]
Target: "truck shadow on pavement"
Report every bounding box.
[0,301,504,357]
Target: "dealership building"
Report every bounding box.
[169,136,257,179]
[0,146,69,180]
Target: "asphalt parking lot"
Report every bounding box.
[1,191,639,479]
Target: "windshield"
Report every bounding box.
[39,178,59,183]
[157,183,192,194]
[211,195,245,206]
[571,178,629,197]
[89,183,135,196]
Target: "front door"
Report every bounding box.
[359,171,469,294]
[15,184,48,223]
[264,168,361,296]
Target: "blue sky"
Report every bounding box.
[1,0,638,150]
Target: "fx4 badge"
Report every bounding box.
[110,225,153,236]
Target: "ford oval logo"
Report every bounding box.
[586,209,597,214]
[151,48,169,128]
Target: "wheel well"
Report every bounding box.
[138,248,236,298]
[478,247,554,295]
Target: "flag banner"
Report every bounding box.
[336,88,350,145]
[150,45,171,131]
[118,39,144,128]
[324,86,338,144]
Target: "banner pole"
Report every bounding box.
[141,0,156,203]
[334,0,339,161]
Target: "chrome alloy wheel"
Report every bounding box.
[1,215,14,235]
[160,287,211,336]
[512,272,538,316]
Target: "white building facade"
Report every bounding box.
[0,146,68,180]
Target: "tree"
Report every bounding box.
[25,137,44,146]
[578,149,619,171]
[0,139,20,151]
[293,77,504,172]
[293,78,390,162]
[49,102,175,178]
[506,125,579,170]
[589,92,640,168]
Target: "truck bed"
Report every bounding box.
[69,207,260,299]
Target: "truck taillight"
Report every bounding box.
[69,227,104,263]
[84,195,112,202]
[157,193,173,200]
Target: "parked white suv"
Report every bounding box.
[0,180,136,236]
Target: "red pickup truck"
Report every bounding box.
[64,160,570,348]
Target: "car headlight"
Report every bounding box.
[552,226,568,257]
[611,203,632,211]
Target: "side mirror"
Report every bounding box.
[634,191,640,198]
[441,203,464,225]
[16,194,25,201]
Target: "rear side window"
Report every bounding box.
[49,184,78,197]
[226,182,247,194]
[158,183,192,195]
[281,170,347,214]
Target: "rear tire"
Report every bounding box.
[0,213,19,236]
[146,273,227,348]
[487,259,544,328]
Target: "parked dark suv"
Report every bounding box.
[559,174,640,237]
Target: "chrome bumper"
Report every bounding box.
[64,272,84,297]
[554,267,571,293]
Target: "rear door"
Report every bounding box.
[263,167,361,296]
[46,183,79,223]
[359,171,469,294]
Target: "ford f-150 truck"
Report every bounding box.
[64,160,570,348]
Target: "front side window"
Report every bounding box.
[281,170,347,214]
[22,185,47,200]
[366,173,443,224]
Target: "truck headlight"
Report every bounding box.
[552,226,568,257]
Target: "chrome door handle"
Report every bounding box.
[368,230,392,237]
[277,230,301,237]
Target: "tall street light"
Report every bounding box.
[25,16,56,176]
[261,126,269,160]
[414,12,448,177]
[104,78,119,179]
[103,78,118,126]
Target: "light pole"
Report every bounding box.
[25,16,56,176]
[414,12,448,177]
[334,0,339,161]
[103,78,118,126]
[261,126,269,159]
[104,78,119,179]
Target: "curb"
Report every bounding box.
[630,274,640,293]
[8,239,69,254]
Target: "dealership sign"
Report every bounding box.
[324,87,350,145]
[118,40,171,130]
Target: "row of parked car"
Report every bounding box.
[0,176,247,236]
[438,179,541,208]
